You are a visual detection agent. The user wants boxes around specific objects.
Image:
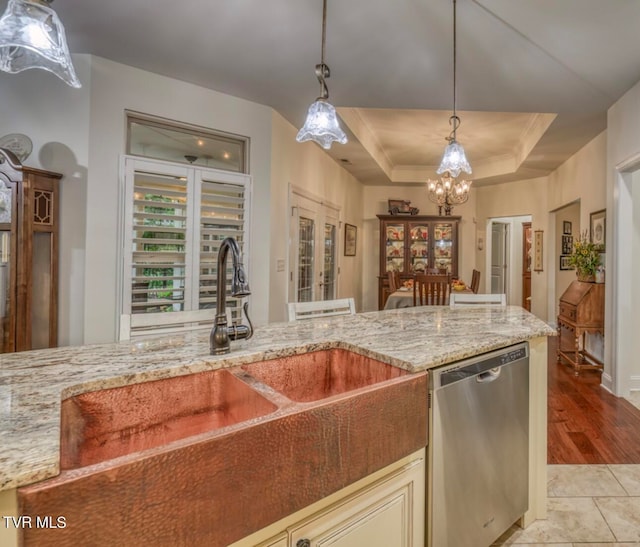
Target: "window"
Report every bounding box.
[121,157,251,335]
[126,112,248,173]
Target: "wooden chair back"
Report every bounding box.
[413,274,451,306]
[449,293,506,307]
[387,270,400,292]
[470,269,481,293]
[288,298,356,321]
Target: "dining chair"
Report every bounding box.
[470,269,481,293]
[288,298,356,321]
[449,293,506,307]
[413,274,451,306]
[387,270,400,293]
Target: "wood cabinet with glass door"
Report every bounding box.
[377,215,460,309]
[0,149,61,353]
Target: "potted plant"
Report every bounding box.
[568,231,603,282]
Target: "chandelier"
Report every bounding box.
[0,0,81,87]
[296,0,347,150]
[427,172,471,216]
[428,0,471,215]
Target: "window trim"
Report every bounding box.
[118,155,252,336]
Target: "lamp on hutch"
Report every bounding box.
[427,0,472,216]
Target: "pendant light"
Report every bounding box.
[296,0,347,150]
[0,0,81,88]
[436,0,470,177]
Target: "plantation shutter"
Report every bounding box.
[121,157,251,332]
[198,176,248,322]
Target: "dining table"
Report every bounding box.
[384,284,473,310]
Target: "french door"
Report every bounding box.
[289,191,339,303]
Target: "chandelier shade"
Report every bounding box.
[296,0,347,149]
[0,0,81,88]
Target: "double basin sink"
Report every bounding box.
[19,347,428,547]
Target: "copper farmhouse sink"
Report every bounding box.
[242,348,408,402]
[21,348,427,547]
[60,368,278,469]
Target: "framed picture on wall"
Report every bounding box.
[559,255,573,270]
[561,235,573,255]
[344,223,357,256]
[590,209,606,249]
[534,230,544,272]
[563,221,572,235]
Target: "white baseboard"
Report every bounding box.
[630,375,640,392]
[601,372,614,393]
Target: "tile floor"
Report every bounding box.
[493,464,640,546]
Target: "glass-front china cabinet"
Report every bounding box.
[377,215,460,309]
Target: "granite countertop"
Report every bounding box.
[0,306,554,491]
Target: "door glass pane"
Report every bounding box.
[323,223,336,300]
[0,231,11,352]
[297,216,314,302]
[409,224,429,273]
[31,232,51,349]
[385,223,405,273]
[433,223,453,273]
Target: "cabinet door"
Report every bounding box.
[408,222,429,274]
[383,222,406,274]
[432,221,455,273]
[290,458,424,547]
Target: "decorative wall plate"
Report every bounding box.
[0,133,32,163]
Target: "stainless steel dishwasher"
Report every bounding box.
[427,342,529,547]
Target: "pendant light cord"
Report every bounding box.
[315,0,330,100]
[449,0,460,142]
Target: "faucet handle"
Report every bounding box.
[228,301,253,341]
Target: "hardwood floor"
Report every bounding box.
[548,336,640,464]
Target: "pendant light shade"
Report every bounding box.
[0,0,81,88]
[297,98,347,150]
[296,0,347,150]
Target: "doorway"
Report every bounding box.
[486,215,532,306]
[288,189,340,304]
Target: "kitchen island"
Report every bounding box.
[0,306,554,546]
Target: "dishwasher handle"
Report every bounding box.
[476,367,501,383]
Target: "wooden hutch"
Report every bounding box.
[0,148,61,353]
[557,280,605,374]
[377,214,460,309]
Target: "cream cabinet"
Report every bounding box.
[231,449,425,547]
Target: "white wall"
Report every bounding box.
[475,178,549,321]
[84,57,273,343]
[269,112,365,321]
[554,201,581,317]
[0,55,92,347]
[361,186,476,311]
[607,79,640,396]
[1,55,273,346]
